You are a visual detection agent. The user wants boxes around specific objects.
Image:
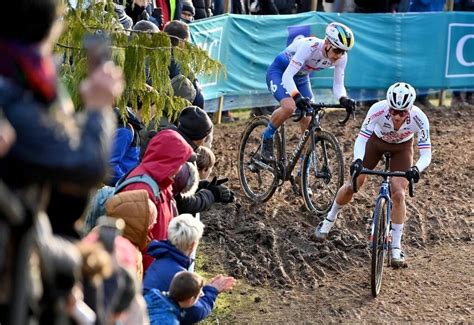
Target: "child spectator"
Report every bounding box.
[172,146,234,215]
[144,214,235,324]
[196,146,215,180]
[145,271,204,325]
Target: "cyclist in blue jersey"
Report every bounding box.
[261,22,357,166]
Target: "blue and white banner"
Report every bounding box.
[189,12,474,111]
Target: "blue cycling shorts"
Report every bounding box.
[266,54,313,102]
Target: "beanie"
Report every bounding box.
[182,1,195,16]
[171,74,197,103]
[178,106,213,141]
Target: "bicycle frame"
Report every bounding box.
[370,179,393,250]
[238,102,349,204]
[277,112,321,182]
[276,103,346,183]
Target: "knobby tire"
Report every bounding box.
[371,197,388,297]
[238,116,281,202]
[301,131,344,215]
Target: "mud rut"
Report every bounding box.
[200,107,473,322]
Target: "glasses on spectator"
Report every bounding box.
[389,108,409,117]
[330,46,346,55]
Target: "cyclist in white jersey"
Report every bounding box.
[315,82,432,267]
[261,22,357,164]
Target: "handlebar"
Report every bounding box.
[351,168,415,197]
[292,103,354,125]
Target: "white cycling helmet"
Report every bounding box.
[325,22,355,51]
[386,82,417,111]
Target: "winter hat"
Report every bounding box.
[171,74,196,103]
[132,20,160,33]
[182,1,195,16]
[178,106,213,141]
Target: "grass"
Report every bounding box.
[230,108,252,121]
[194,240,267,324]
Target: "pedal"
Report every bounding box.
[248,163,258,173]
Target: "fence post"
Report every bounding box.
[439,90,446,107]
[439,0,455,107]
[446,0,454,11]
[214,96,224,125]
[224,0,231,13]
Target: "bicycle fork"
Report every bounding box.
[369,186,392,250]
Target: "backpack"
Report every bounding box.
[83,174,160,234]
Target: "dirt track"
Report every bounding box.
[200,106,473,323]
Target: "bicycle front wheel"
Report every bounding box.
[238,116,281,202]
[371,197,388,298]
[301,131,344,215]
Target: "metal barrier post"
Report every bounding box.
[214,96,224,125]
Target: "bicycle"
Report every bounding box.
[351,152,415,297]
[238,102,352,215]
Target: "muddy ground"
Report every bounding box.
[199,106,473,323]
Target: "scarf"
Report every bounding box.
[0,40,57,103]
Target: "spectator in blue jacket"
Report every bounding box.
[145,271,205,325]
[143,214,235,324]
[107,106,145,185]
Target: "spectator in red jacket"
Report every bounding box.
[121,129,194,270]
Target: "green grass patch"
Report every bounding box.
[230,108,252,120]
[194,240,266,324]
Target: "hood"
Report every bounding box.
[162,124,197,151]
[135,129,193,185]
[105,189,153,251]
[146,240,191,268]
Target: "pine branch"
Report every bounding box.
[57,0,223,125]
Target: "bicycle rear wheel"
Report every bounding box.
[301,131,344,215]
[238,116,281,202]
[371,197,388,297]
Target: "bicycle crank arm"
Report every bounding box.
[251,159,276,173]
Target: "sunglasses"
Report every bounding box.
[389,108,409,117]
[330,46,346,55]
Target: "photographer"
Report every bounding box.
[0,0,124,322]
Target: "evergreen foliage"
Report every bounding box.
[57,0,223,124]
